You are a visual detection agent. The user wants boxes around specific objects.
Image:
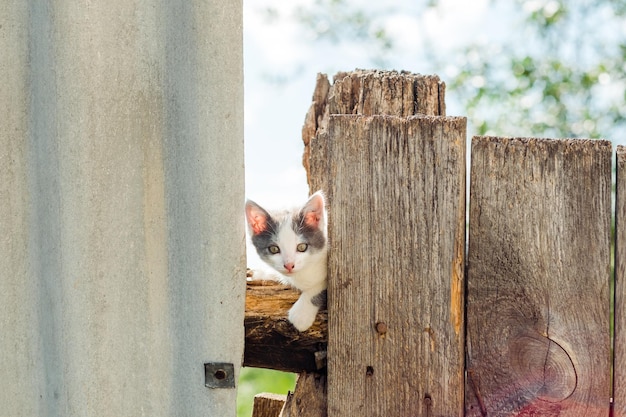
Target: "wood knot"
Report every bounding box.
[375,321,388,335]
[509,334,577,402]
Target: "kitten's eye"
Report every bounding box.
[268,245,280,254]
[296,243,308,252]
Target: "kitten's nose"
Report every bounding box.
[284,262,295,273]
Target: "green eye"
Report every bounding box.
[296,243,308,252]
[268,245,280,254]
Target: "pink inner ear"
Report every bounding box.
[249,214,267,235]
[303,194,324,228]
[246,203,269,235]
[304,211,320,228]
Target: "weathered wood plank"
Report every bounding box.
[302,73,331,183]
[280,373,327,417]
[466,137,612,417]
[244,279,327,373]
[328,69,445,117]
[303,69,446,196]
[252,393,286,417]
[326,115,466,417]
[614,145,626,417]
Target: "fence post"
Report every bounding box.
[0,1,244,416]
[252,393,287,417]
[614,145,626,417]
[466,137,611,416]
[304,70,465,417]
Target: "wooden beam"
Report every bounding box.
[466,137,611,417]
[244,279,327,373]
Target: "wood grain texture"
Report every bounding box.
[325,115,466,417]
[252,393,286,417]
[327,69,445,117]
[615,145,626,417]
[302,73,331,182]
[244,279,327,373]
[303,70,446,195]
[466,137,612,417]
[280,373,327,417]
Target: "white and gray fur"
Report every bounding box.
[245,191,328,331]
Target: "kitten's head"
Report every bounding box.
[245,191,327,276]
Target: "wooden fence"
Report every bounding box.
[245,70,622,417]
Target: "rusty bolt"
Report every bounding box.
[375,321,388,335]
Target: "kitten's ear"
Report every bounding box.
[245,200,270,235]
[301,191,326,230]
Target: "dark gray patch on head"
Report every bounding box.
[250,215,279,260]
[311,290,327,308]
[292,212,326,251]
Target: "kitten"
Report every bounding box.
[245,191,328,331]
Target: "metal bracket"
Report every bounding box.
[204,362,235,389]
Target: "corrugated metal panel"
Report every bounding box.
[0,1,244,416]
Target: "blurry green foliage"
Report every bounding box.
[447,0,626,139]
[271,0,626,140]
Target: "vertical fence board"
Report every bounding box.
[326,114,466,417]
[303,70,446,197]
[614,146,626,417]
[466,137,612,417]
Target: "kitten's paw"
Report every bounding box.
[247,267,281,282]
[288,297,319,331]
